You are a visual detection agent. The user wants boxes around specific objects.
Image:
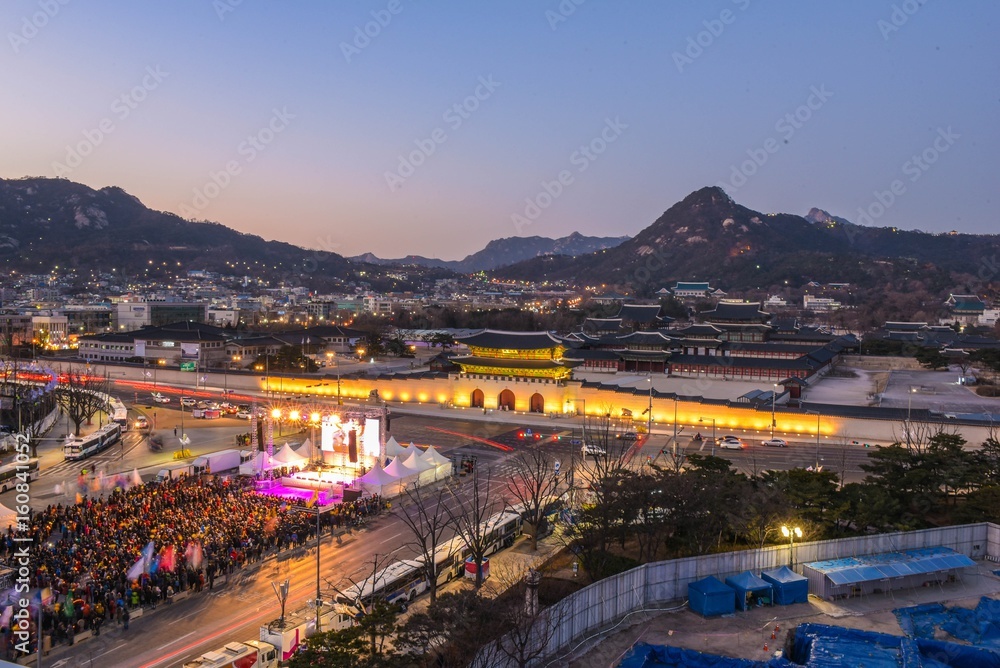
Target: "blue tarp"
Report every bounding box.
[896,597,1000,649]
[688,576,736,617]
[617,642,790,668]
[761,566,809,605]
[725,571,774,611]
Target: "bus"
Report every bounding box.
[0,458,39,494]
[63,423,122,461]
[110,398,128,429]
[480,509,523,556]
[335,559,427,614]
[417,536,467,587]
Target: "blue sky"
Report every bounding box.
[2,0,996,259]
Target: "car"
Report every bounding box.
[762,438,788,447]
[581,443,606,456]
[618,431,639,440]
[151,393,170,404]
[180,397,196,407]
[236,410,252,420]
[196,401,209,409]
[134,416,150,430]
[205,401,220,410]
[718,437,745,450]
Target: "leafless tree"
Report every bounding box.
[56,372,111,436]
[395,481,456,603]
[328,553,400,658]
[448,465,503,590]
[504,446,562,551]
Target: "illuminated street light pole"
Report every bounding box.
[781,525,802,568]
[771,383,778,440]
[699,417,716,456]
[646,375,653,436]
[806,409,821,470]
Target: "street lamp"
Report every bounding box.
[906,386,916,448]
[699,417,716,456]
[271,407,283,437]
[646,376,653,436]
[805,410,821,470]
[780,525,802,568]
[771,383,779,440]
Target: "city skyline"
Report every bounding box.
[2,0,997,260]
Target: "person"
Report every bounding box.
[694,433,702,441]
[174,426,177,437]
[122,607,129,631]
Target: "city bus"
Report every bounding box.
[335,559,427,614]
[63,423,122,460]
[0,458,39,494]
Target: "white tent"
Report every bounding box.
[400,441,424,458]
[385,435,407,458]
[294,437,319,461]
[357,461,399,496]
[272,443,308,468]
[402,452,437,486]
[384,456,420,489]
[239,451,274,476]
[419,446,452,481]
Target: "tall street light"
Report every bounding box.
[781,525,802,568]
[771,383,779,440]
[906,385,916,448]
[806,410,821,470]
[646,375,653,436]
[699,417,716,456]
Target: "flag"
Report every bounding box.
[159,545,175,573]
[148,555,160,574]
[126,556,144,582]
[141,541,156,573]
[185,541,203,570]
[306,490,319,508]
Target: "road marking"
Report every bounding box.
[89,641,127,661]
[157,630,196,650]
[379,531,402,545]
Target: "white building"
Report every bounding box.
[803,295,841,311]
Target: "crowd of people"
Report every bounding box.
[0,474,387,658]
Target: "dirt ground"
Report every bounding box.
[559,563,1000,667]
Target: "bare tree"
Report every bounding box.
[448,465,503,590]
[504,446,562,551]
[328,553,401,659]
[56,372,111,436]
[395,481,456,604]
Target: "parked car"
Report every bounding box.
[236,409,252,420]
[762,438,788,447]
[180,397,196,407]
[718,437,745,450]
[618,431,639,440]
[581,443,606,457]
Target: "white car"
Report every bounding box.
[180,397,196,407]
[581,443,606,457]
[151,393,170,403]
[718,437,745,450]
[762,438,788,447]
[236,410,252,420]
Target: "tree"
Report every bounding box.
[395,482,456,604]
[447,465,503,589]
[55,372,110,436]
[397,590,506,668]
[504,446,563,552]
[329,555,404,662]
[915,347,948,370]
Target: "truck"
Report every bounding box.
[193,448,243,476]
[259,603,355,662]
[155,462,195,483]
[182,640,277,668]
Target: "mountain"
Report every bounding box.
[352,232,630,273]
[493,186,1000,294]
[0,177,447,290]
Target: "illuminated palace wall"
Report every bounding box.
[262,373,856,442]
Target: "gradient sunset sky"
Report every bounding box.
[2,1,996,260]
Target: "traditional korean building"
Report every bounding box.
[453,330,574,380]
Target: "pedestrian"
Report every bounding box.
[174,426,177,437]
[122,607,130,631]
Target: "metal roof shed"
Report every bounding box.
[803,547,975,600]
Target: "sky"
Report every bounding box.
[1,1,997,261]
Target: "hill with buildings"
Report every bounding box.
[495,186,1000,295]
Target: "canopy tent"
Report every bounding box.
[761,566,809,605]
[357,462,400,496]
[420,445,451,468]
[272,443,308,468]
[384,456,420,483]
[687,576,736,617]
[403,451,437,486]
[400,441,424,458]
[294,437,320,461]
[384,436,408,458]
[239,451,275,476]
[725,571,774,610]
